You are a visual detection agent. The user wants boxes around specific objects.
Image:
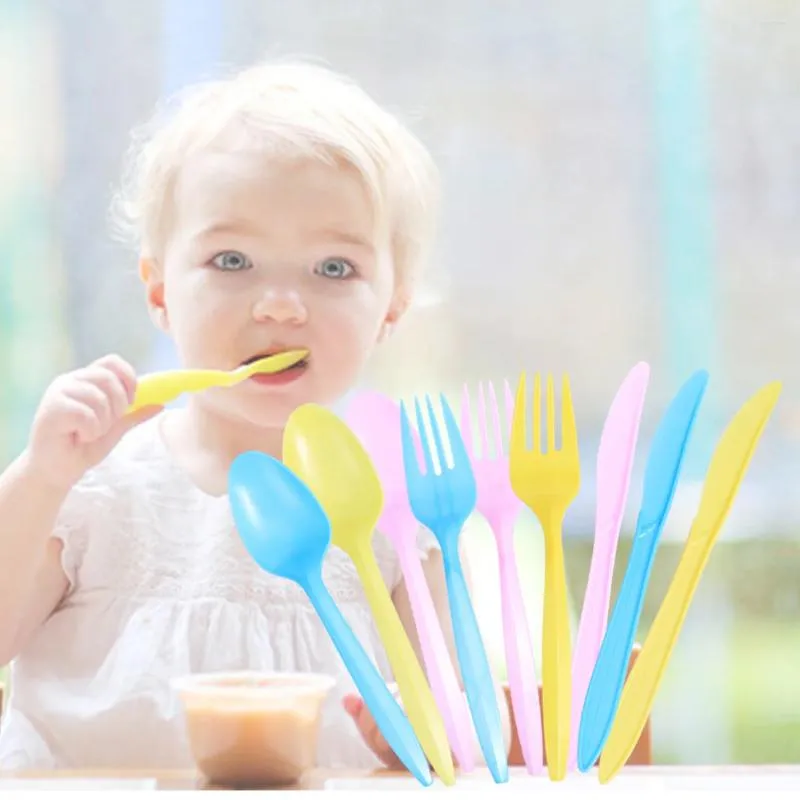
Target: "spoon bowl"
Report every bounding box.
[286,404,384,545]
[229,451,328,582]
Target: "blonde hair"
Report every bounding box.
[111,59,440,301]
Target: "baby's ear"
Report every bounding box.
[378,291,411,343]
[139,257,169,333]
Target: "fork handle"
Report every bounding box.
[541,509,572,781]
[493,519,544,774]
[395,540,476,773]
[440,537,509,784]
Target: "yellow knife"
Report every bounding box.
[127,349,308,413]
[598,380,782,783]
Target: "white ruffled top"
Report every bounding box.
[0,416,439,770]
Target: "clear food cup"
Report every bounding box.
[171,671,336,788]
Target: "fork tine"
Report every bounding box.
[440,393,471,470]
[546,373,556,453]
[459,384,475,458]
[400,399,423,479]
[414,396,437,476]
[488,381,503,458]
[504,379,514,440]
[425,394,448,471]
[478,382,490,459]
[533,373,542,453]
[561,373,578,453]
[511,372,528,455]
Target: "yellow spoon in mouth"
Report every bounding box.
[127,349,308,414]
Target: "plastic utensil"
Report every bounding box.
[227,450,432,787]
[510,373,581,781]
[283,404,455,786]
[576,369,709,772]
[401,394,509,784]
[127,349,308,413]
[568,362,650,770]
[344,390,476,773]
[460,380,543,775]
[599,380,781,783]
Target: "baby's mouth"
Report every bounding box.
[241,349,310,375]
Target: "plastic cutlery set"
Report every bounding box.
[223,364,781,787]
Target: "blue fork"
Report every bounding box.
[400,393,509,784]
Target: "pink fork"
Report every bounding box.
[460,380,544,775]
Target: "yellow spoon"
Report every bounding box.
[598,380,782,783]
[283,403,456,786]
[127,349,308,413]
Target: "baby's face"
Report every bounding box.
[146,150,398,427]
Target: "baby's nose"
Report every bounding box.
[252,288,308,325]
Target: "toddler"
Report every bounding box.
[0,60,511,771]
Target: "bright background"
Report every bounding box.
[1,0,799,765]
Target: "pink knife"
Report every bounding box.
[568,361,650,770]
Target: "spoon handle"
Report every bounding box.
[353,550,455,785]
[302,571,432,787]
[440,536,509,784]
[129,371,230,413]
[127,350,308,413]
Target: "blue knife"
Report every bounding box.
[576,369,709,771]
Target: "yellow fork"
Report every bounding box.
[510,373,581,781]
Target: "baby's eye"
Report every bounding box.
[314,258,355,280]
[211,251,253,271]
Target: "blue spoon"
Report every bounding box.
[577,369,709,772]
[228,450,433,787]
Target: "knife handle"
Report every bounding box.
[570,516,620,768]
[576,537,655,771]
[598,536,711,780]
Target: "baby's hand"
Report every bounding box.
[343,693,406,771]
[26,354,160,490]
